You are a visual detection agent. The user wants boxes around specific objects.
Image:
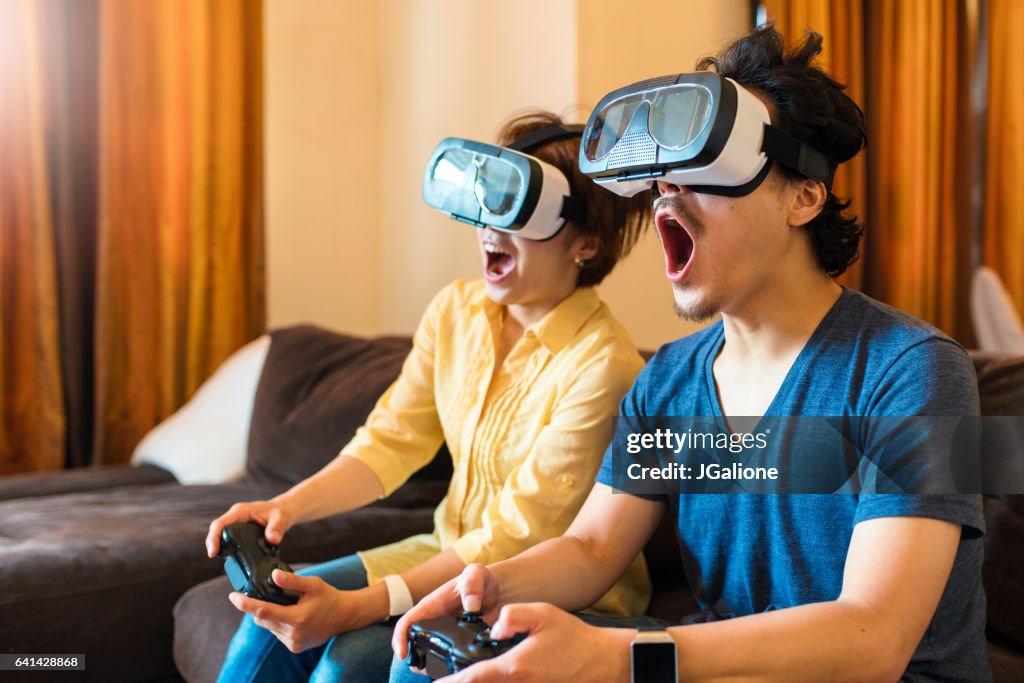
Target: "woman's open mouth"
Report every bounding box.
[655,210,695,283]
[482,241,516,283]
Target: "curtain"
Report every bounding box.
[984,0,1024,315]
[0,0,264,473]
[0,1,66,474]
[93,0,265,465]
[764,0,977,343]
[862,0,975,343]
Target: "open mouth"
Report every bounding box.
[655,211,695,283]
[482,241,516,283]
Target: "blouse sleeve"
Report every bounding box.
[340,286,449,496]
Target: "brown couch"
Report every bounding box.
[1,326,1020,681]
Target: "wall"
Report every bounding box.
[376,0,579,334]
[265,0,751,348]
[264,0,383,335]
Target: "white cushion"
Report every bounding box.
[131,335,271,484]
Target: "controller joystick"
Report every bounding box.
[407,610,526,678]
[217,522,300,606]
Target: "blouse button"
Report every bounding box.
[559,473,575,488]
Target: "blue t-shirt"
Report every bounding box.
[597,288,990,681]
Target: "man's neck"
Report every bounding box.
[720,273,842,364]
[712,274,842,420]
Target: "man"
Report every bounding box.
[393,25,989,683]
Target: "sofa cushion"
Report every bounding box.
[132,335,271,484]
[246,325,452,488]
[0,463,176,502]
[173,575,249,683]
[0,481,436,682]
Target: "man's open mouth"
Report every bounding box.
[483,241,516,282]
[655,211,695,282]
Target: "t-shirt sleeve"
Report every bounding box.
[855,338,984,537]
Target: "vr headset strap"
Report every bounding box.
[761,125,836,190]
[509,124,588,226]
[507,124,585,153]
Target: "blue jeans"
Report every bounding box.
[387,612,668,682]
[217,553,396,683]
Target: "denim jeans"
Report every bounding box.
[387,611,669,682]
[217,553,396,683]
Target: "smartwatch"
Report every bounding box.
[630,630,677,683]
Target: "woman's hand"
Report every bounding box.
[392,563,503,660]
[205,498,296,557]
[227,570,389,653]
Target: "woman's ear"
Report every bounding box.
[787,178,828,227]
[573,231,600,262]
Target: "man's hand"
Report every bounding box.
[437,603,633,683]
[392,563,502,660]
[206,499,295,557]
[228,569,385,653]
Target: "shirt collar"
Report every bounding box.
[471,285,602,356]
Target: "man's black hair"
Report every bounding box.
[698,24,867,277]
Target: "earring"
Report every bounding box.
[574,257,586,268]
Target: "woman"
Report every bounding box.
[205,110,651,682]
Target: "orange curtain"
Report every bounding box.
[93,0,265,465]
[0,0,263,473]
[762,0,867,291]
[984,0,1024,316]
[765,0,975,343]
[862,0,974,343]
[0,1,67,473]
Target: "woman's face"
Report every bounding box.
[477,223,595,322]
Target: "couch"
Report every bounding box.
[2,326,1021,682]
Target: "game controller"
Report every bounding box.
[217,522,300,605]
[407,611,527,678]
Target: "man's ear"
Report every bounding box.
[788,179,828,227]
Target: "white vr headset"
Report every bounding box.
[578,71,835,197]
[422,124,586,241]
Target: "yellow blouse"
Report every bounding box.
[345,279,650,617]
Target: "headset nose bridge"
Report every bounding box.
[623,98,654,138]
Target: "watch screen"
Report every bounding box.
[632,641,677,682]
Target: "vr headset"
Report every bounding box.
[578,72,835,197]
[422,124,586,241]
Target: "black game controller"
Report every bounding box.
[407,611,526,678]
[217,522,300,605]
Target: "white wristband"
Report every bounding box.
[381,574,414,617]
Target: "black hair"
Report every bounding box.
[698,24,867,276]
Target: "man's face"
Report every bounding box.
[653,171,795,322]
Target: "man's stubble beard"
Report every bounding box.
[672,282,720,323]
